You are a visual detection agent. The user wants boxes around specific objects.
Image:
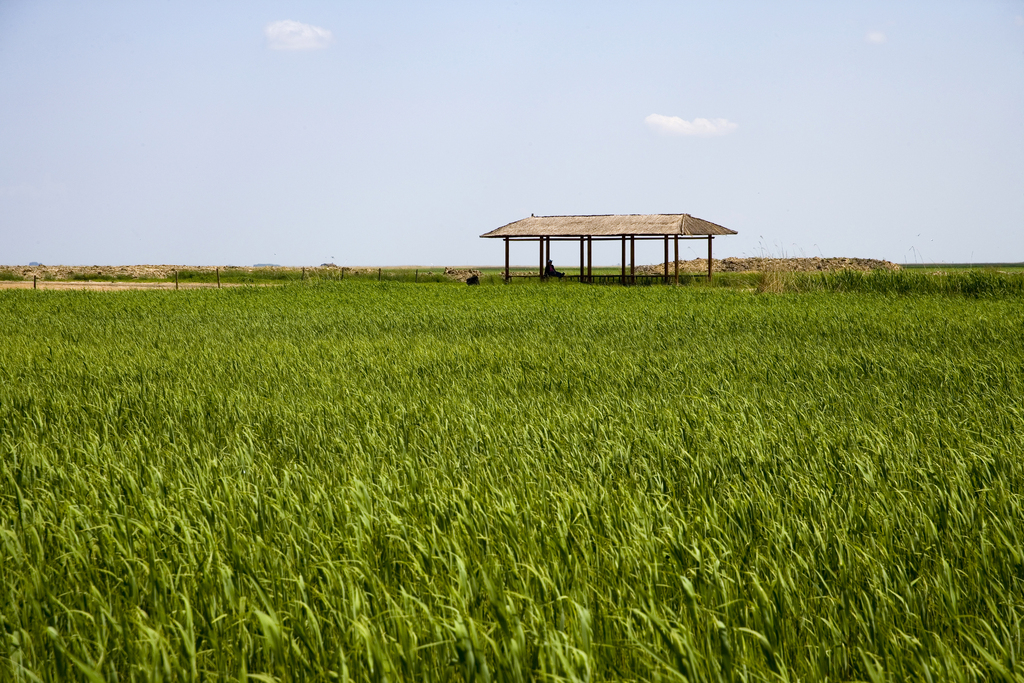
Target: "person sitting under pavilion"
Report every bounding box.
[545,259,564,279]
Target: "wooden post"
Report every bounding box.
[620,236,626,285]
[579,237,584,281]
[33,275,37,290]
[217,267,221,288]
[504,237,510,283]
[664,236,669,284]
[539,238,544,279]
[378,267,381,281]
[341,267,345,280]
[301,267,305,281]
[545,237,551,275]
[175,270,178,290]
[415,269,419,282]
[674,235,679,285]
[707,236,713,282]
[587,236,592,283]
[630,235,635,284]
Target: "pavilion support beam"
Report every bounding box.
[545,237,551,275]
[504,237,510,283]
[620,237,626,285]
[707,235,714,282]
[587,236,592,283]
[539,238,544,279]
[630,235,635,284]
[674,235,679,285]
[663,236,669,284]
[579,237,584,281]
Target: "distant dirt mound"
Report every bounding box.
[443,267,482,281]
[636,257,901,275]
[0,264,296,280]
[0,264,489,283]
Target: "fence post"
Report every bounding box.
[378,268,381,281]
[175,270,178,290]
[217,267,221,288]
[33,275,37,290]
[302,267,305,281]
[415,269,418,282]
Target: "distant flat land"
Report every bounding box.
[2,259,1022,291]
[0,280,252,291]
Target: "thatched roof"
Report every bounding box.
[481,214,736,238]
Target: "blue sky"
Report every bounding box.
[1,1,1022,266]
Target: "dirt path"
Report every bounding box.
[0,281,261,291]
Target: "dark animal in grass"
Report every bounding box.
[466,275,480,285]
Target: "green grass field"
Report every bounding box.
[1,279,1023,681]
[904,263,1024,273]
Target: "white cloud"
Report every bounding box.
[865,30,886,43]
[644,114,738,137]
[265,20,333,50]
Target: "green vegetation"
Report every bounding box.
[761,269,1024,297]
[173,268,299,285]
[310,269,467,285]
[69,273,151,282]
[8,265,1024,294]
[904,263,1024,273]
[494,268,1024,295]
[165,268,461,285]
[1,281,1022,681]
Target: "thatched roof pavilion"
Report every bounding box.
[481,214,737,284]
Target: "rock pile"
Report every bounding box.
[443,267,482,281]
[0,264,297,280]
[636,257,901,275]
[0,264,489,282]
